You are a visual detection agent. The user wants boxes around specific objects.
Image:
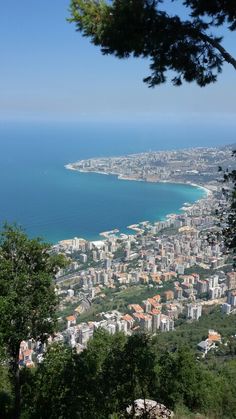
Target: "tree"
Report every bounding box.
[69,0,236,87]
[18,326,236,418]
[20,344,78,419]
[20,331,157,419]
[0,225,67,418]
[155,346,222,415]
[73,329,127,418]
[101,333,157,417]
[220,360,236,417]
[218,154,236,265]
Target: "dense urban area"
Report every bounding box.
[20,146,236,367]
[66,145,235,184]
[3,145,236,419]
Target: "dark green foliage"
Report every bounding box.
[152,306,236,353]
[0,365,13,418]
[69,0,236,87]
[156,346,222,415]
[0,225,67,417]
[21,330,127,419]
[184,0,236,30]
[101,333,157,416]
[20,344,78,419]
[2,227,236,417]
[18,328,236,419]
[218,153,236,265]
[220,360,236,417]
[0,225,67,361]
[74,329,127,418]
[157,348,198,409]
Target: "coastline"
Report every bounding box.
[63,163,210,243]
[65,163,211,198]
[187,183,212,197]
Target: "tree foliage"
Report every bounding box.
[69,0,236,87]
[18,329,236,419]
[218,152,236,264]
[0,225,67,362]
[0,225,67,417]
[20,344,78,419]
[156,346,223,415]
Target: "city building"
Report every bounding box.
[187,303,202,320]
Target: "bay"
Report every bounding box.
[0,120,215,243]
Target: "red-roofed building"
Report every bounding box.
[122,314,134,322]
[122,314,135,330]
[147,298,160,308]
[208,330,221,342]
[150,308,161,315]
[66,315,76,328]
[133,312,146,321]
[128,304,144,313]
[152,294,161,302]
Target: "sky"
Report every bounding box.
[0,0,236,123]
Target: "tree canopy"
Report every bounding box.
[218,152,236,265]
[0,225,67,417]
[2,302,236,417]
[18,329,236,418]
[69,0,236,87]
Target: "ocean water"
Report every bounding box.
[0,119,226,243]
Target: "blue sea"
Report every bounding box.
[0,119,232,243]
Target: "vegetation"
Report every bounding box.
[0,1,235,416]
[72,283,175,324]
[69,0,236,87]
[1,326,236,418]
[2,267,236,419]
[218,152,236,266]
[152,306,236,352]
[0,225,67,418]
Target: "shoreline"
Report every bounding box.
[65,163,211,197]
[62,163,211,244]
[187,182,212,197]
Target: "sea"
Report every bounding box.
[0,119,233,243]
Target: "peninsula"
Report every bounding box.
[65,145,235,190]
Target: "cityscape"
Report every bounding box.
[2,1,236,416]
[66,145,235,186]
[20,145,236,367]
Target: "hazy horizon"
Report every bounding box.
[1,1,236,127]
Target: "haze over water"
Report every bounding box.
[0,119,232,243]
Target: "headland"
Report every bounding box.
[65,146,232,239]
[65,146,233,194]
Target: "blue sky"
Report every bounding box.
[1,0,236,122]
